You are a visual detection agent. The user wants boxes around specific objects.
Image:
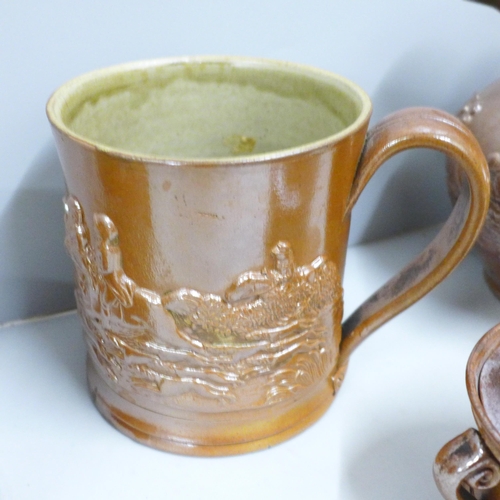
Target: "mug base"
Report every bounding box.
[87,357,344,456]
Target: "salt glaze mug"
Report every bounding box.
[434,323,500,500]
[47,56,490,456]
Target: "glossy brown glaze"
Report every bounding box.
[434,428,500,500]
[341,108,490,365]
[447,79,500,300]
[434,324,500,499]
[48,57,490,456]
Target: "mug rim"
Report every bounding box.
[46,55,373,166]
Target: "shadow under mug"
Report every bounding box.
[47,56,490,456]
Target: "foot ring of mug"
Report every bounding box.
[87,357,343,456]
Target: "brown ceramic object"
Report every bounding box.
[434,324,500,499]
[447,78,500,300]
[448,0,500,298]
[47,56,490,456]
[468,0,500,11]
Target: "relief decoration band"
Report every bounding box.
[64,196,342,412]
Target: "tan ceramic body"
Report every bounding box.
[48,57,490,456]
[53,108,363,454]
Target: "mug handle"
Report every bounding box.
[433,428,500,499]
[338,107,490,367]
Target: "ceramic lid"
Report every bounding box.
[468,323,500,458]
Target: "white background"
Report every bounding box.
[2,0,500,323]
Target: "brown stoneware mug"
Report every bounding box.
[47,56,490,456]
[434,323,500,500]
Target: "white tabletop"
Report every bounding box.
[1,226,499,500]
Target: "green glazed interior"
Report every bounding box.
[50,58,370,161]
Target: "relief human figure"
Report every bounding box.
[64,196,99,304]
[162,240,341,348]
[93,214,136,311]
